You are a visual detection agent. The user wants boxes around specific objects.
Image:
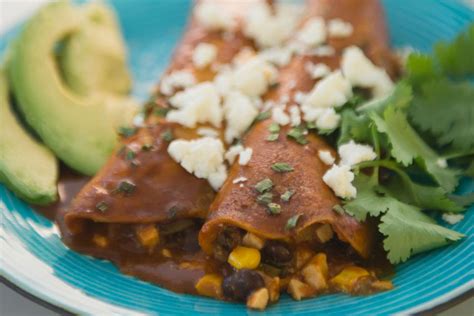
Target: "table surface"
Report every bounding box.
[0,1,472,315]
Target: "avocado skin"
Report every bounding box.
[0,69,58,205]
[8,1,136,176]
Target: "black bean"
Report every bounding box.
[222,270,264,301]
[262,240,293,267]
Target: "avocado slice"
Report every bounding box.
[0,69,58,205]
[8,1,137,176]
[60,2,132,96]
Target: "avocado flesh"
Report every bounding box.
[0,70,58,205]
[61,2,132,96]
[8,1,137,176]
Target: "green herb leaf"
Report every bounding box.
[95,201,108,212]
[161,129,174,142]
[267,203,282,215]
[268,123,280,133]
[257,192,273,205]
[434,24,474,77]
[285,214,302,230]
[287,126,308,145]
[118,126,137,138]
[255,111,271,121]
[338,109,372,145]
[357,81,413,115]
[115,180,136,195]
[267,133,279,142]
[409,80,474,152]
[255,178,273,193]
[379,200,464,264]
[280,190,294,202]
[271,162,294,173]
[125,150,136,161]
[154,107,170,117]
[370,107,460,192]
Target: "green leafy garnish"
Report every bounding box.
[115,180,136,195]
[255,178,273,193]
[154,107,170,117]
[267,203,281,215]
[285,214,302,230]
[118,126,137,138]
[268,123,280,133]
[255,111,271,121]
[280,190,294,202]
[142,143,153,151]
[271,162,294,173]
[257,192,273,205]
[95,201,108,212]
[267,133,279,142]
[161,129,174,142]
[287,126,308,145]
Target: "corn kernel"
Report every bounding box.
[228,246,261,270]
[195,274,223,299]
[92,234,108,248]
[136,224,160,249]
[330,266,370,293]
[246,288,269,310]
[242,232,265,250]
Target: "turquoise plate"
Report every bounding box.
[1,0,473,314]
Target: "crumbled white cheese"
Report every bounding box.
[213,66,233,95]
[197,127,220,138]
[302,71,352,119]
[328,18,353,38]
[233,176,248,184]
[305,62,331,79]
[297,17,326,47]
[167,82,222,128]
[341,46,394,97]
[239,147,253,165]
[244,2,301,48]
[232,57,278,97]
[338,140,377,167]
[318,150,335,165]
[442,213,464,225]
[194,2,236,31]
[160,70,196,96]
[323,164,356,199]
[436,158,448,168]
[294,91,307,105]
[310,45,335,57]
[193,43,218,69]
[223,91,259,143]
[233,47,256,65]
[259,46,293,67]
[225,144,244,164]
[272,107,290,126]
[304,108,341,130]
[289,105,301,127]
[168,137,227,190]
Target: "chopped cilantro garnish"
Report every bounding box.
[255,111,271,122]
[125,150,136,161]
[285,214,301,230]
[95,201,108,212]
[154,107,170,117]
[161,129,174,142]
[280,190,294,202]
[115,180,136,195]
[267,203,281,215]
[257,192,273,205]
[271,162,294,173]
[255,178,273,193]
[287,126,308,145]
[267,133,279,142]
[118,126,137,138]
[268,123,280,133]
